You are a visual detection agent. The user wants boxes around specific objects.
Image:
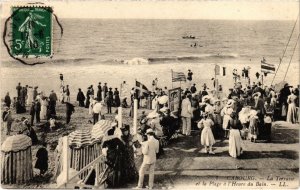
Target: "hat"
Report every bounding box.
[146,128,154,134]
[252,92,261,98]
[226,99,234,107]
[109,87,112,90]
[202,95,210,103]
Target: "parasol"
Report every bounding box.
[157,95,168,104]
[68,130,93,148]
[2,134,32,152]
[91,120,114,140]
[93,102,102,113]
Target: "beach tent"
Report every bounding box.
[1,134,33,184]
[68,130,101,179]
[91,120,114,140]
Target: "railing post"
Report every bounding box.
[118,107,122,128]
[62,136,69,187]
[133,99,138,134]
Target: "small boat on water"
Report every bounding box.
[182,35,196,39]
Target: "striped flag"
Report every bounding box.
[172,70,186,82]
[136,80,149,94]
[261,60,275,73]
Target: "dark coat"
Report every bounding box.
[35,147,48,171]
[4,95,11,107]
[77,91,85,102]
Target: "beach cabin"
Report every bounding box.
[1,135,33,184]
[68,129,102,179]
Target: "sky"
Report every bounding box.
[0,0,299,20]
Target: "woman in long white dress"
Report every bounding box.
[40,97,49,120]
[26,87,34,105]
[286,90,298,124]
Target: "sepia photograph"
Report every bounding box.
[0,0,299,189]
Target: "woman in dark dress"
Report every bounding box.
[22,118,38,145]
[102,127,126,188]
[35,142,48,175]
[120,125,138,182]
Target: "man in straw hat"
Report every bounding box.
[136,128,159,189]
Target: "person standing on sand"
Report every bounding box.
[33,86,38,101]
[30,101,36,126]
[85,87,91,108]
[40,97,48,120]
[16,82,22,98]
[2,107,13,135]
[77,88,85,107]
[181,94,192,136]
[22,118,38,145]
[4,92,11,108]
[103,83,108,98]
[97,83,102,101]
[35,99,41,123]
[66,102,75,124]
[136,128,159,189]
[187,69,193,82]
[106,88,113,114]
[65,85,70,102]
[49,90,58,116]
[114,88,121,107]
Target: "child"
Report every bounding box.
[248,110,259,142]
[264,113,272,142]
[198,112,215,154]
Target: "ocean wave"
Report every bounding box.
[105,53,239,65]
[149,53,239,63]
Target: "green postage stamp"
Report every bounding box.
[11,6,52,57]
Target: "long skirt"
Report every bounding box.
[40,105,47,120]
[287,103,298,124]
[201,127,215,146]
[229,129,244,158]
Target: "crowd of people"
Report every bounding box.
[1,70,299,189]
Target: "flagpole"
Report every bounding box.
[171,69,173,88]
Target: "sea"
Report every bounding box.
[1,19,299,98]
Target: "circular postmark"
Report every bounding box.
[3,3,63,66]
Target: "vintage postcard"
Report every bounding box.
[0,0,299,189]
